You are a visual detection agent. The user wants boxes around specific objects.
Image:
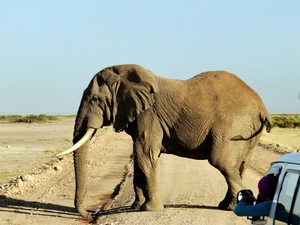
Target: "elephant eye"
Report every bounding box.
[92,95,99,102]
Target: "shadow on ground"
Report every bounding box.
[0,195,78,219]
[93,204,220,222]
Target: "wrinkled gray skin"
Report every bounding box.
[72,64,273,218]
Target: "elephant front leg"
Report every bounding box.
[131,152,163,211]
[131,163,146,210]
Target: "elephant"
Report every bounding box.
[57,64,273,219]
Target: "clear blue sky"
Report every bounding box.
[1,1,299,114]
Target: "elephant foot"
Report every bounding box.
[218,199,235,210]
[140,199,164,211]
[131,201,142,210]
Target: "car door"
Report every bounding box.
[273,168,300,225]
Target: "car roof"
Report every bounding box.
[271,153,300,166]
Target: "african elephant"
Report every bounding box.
[57,64,273,219]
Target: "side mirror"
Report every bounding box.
[236,189,256,204]
[236,189,267,224]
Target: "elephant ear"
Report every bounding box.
[110,64,158,132]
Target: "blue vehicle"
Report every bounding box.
[237,153,300,225]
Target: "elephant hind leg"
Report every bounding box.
[239,160,246,179]
[208,154,246,210]
[217,170,244,210]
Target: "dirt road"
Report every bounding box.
[0,119,282,224]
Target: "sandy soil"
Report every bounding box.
[0,118,296,224]
[0,118,74,184]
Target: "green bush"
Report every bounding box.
[271,114,300,128]
[0,114,59,123]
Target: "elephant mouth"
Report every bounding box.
[56,128,96,156]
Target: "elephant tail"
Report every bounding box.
[231,111,274,141]
[261,111,274,133]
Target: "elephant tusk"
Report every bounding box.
[56,128,95,157]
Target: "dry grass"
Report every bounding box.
[0,170,22,185]
[250,127,300,175]
[260,127,300,150]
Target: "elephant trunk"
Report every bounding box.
[71,112,103,219]
[73,141,91,219]
[61,104,104,218]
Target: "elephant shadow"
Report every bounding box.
[95,204,220,219]
[165,204,220,210]
[0,195,78,219]
[0,194,220,221]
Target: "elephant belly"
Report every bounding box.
[161,137,210,160]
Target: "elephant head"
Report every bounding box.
[57,64,158,218]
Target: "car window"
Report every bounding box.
[274,172,300,225]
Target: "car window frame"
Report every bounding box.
[272,169,300,225]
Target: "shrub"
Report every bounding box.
[271,114,300,128]
[0,114,59,123]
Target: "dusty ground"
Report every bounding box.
[0,118,298,225]
[0,118,74,185]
